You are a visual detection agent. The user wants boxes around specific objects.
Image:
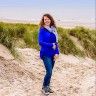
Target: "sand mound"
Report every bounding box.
[0,44,95,96]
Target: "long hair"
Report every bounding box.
[39,13,56,28]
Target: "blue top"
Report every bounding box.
[38,26,60,59]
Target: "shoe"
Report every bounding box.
[48,87,54,93]
[42,86,49,95]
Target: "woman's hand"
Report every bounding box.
[52,43,56,50]
[54,54,59,61]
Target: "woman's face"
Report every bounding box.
[44,16,51,26]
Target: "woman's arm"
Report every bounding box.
[38,28,53,48]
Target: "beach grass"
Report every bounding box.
[0,22,96,59]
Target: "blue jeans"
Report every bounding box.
[42,56,55,87]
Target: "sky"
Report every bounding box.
[0,0,95,23]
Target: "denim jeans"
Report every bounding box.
[42,56,55,87]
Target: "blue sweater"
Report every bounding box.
[38,27,59,59]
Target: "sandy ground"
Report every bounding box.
[0,44,96,96]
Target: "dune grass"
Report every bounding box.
[69,26,96,59]
[0,22,96,59]
[0,22,26,57]
[57,27,84,57]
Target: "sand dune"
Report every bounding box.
[0,44,96,96]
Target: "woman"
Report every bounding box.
[38,14,60,94]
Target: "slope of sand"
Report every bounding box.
[0,44,96,96]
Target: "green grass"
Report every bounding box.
[69,26,96,59]
[0,22,96,60]
[0,22,26,57]
[57,28,84,57]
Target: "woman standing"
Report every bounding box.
[38,14,60,94]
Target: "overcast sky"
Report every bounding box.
[0,0,95,22]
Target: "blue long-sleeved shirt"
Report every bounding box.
[38,27,59,59]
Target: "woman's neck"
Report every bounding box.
[44,25,51,28]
